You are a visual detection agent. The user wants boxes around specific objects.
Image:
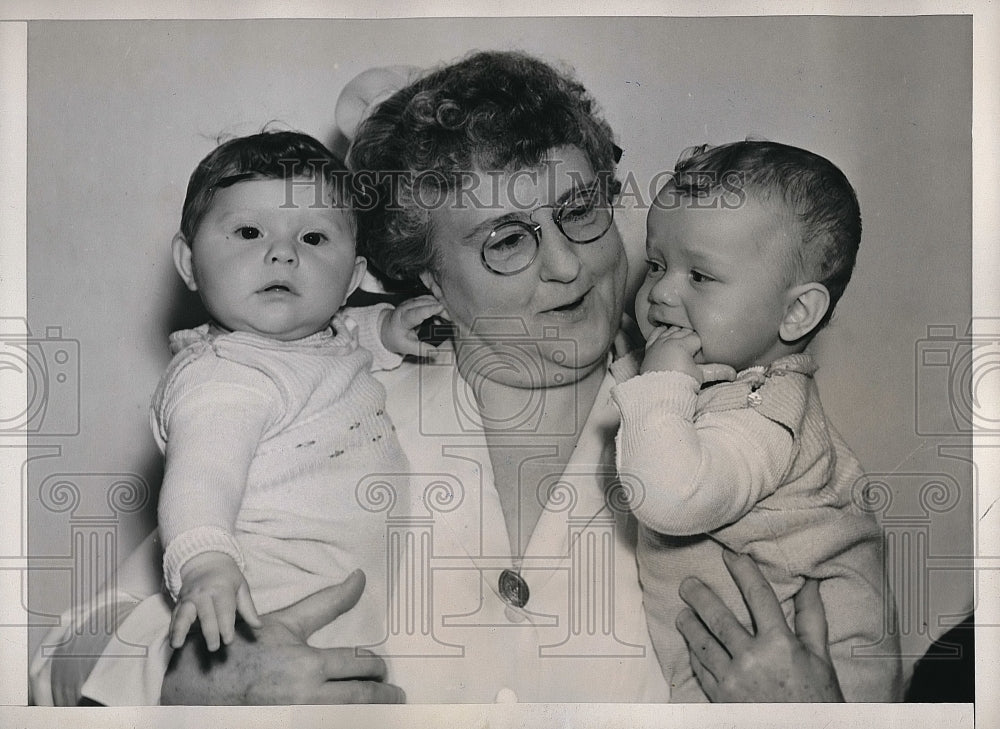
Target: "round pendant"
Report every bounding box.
[498,569,529,608]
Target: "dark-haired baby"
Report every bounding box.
[82,131,440,703]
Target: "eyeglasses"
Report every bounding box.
[480,184,615,275]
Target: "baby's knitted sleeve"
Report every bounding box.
[611,370,794,535]
[343,304,404,371]
[154,357,275,599]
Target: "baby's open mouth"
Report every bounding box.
[261,283,292,293]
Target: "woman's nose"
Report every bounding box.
[267,237,298,265]
[536,223,582,283]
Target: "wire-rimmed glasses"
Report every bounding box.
[480,184,615,275]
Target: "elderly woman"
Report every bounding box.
[31,50,843,705]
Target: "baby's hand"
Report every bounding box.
[335,65,420,142]
[169,551,262,651]
[380,296,445,359]
[641,326,703,379]
[641,327,737,383]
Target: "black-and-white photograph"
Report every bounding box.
[1,3,996,726]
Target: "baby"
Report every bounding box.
[155,130,439,653]
[610,141,902,701]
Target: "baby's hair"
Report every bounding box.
[671,140,861,331]
[180,130,348,242]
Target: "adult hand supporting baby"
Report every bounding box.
[675,550,844,702]
[160,570,405,705]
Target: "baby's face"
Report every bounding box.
[635,189,797,371]
[180,178,363,341]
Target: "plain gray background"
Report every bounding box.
[24,16,972,687]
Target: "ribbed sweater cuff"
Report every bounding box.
[611,369,699,423]
[162,526,245,600]
[352,303,404,371]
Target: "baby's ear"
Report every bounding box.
[171,233,199,292]
[779,282,830,343]
[343,256,368,305]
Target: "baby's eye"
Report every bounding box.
[302,231,327,246]
[237,226,261,240]
[645,260,665,275]
[690,269,714,284]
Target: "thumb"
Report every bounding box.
[698,363,737,383]
[270,569,367,640]
[794,578,831,658]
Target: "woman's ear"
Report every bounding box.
[418,270,452,321]
[343,256,368,306]
[172,233,199,292]
[779,282,830,343]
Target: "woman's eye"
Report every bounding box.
[238,226,261,240]
[562,196,598,224]
[487,231,530,254]
[302,231,326,246]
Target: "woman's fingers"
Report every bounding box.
[793,578,831,658]
[314,648,404,704]
[318,647,389,681]
[678,575,752,655]
[686,642,721,700]
[272,570,367,640]
[675,606,730,679]
[721,550,787,636]
[317,679,406,704]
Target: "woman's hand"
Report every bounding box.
[675,550,844,702]
[161,570,405,705]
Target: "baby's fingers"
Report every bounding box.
[169,601,198,649]
[698,362,737,383]
[236,582,262,629]
[199,600,223,652]
[210,591,239,648]
[410,340,443,360]
[397,297,444,327]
